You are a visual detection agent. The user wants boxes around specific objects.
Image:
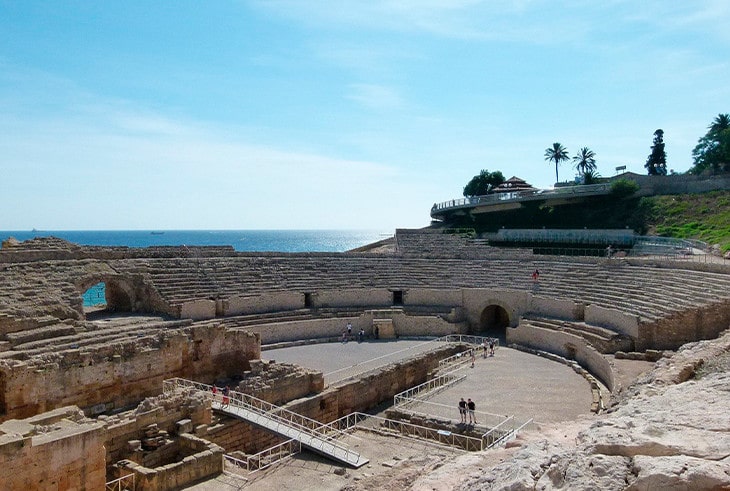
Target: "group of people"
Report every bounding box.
[341,322,377,343]
[211,385,231,407]
[481,338,496,358]
[458,397,478,424]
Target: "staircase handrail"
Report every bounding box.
[163,378,361,465]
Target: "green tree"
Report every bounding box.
[544,142,569,183]
[583,168,602,185]
[572,147,597,180]
[645,129,667,175]
[462,169,505,197]
[691,113,730,174]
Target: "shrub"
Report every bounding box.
[610,179,639,198]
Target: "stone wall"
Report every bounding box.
[403,288,464,308]
[226,292,304,316]
[528,295,583,320]
[584,305,639,338]
[636,300,730,351]
[507,323,615,391]
[0,326,259,421]
[0,406,106,491]
[116,433,223,491]
[462,288,529,328]
[103,391,211,466]
[316,288,393,309]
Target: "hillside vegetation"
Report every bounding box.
[643,190,730,253]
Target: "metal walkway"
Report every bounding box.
[163,378,369,468]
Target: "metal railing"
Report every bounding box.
[431,184,611,215]
[163,378,360,465]
[394,372,466,408]
[328,412,490,451]
[105,473,135,491]
[442,334,500,349]
[224,438,302,474]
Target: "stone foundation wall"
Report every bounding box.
[117,433,223,491]
[204,417,286,454]
[0,406,106,491]
[0,326,259,421]
[636,300,730,351]
[103,392,211,466]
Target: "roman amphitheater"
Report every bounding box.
[1,229,729,490]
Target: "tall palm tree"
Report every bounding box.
[709,113,730,136]
[544,142,569,183]
[573,147,597,176]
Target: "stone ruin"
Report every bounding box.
[0,232,729,489]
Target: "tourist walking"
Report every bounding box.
[347,322,352,338]
[489,338,495,356]
[467,398,477,424]
[458,398,467,423]
[222,386,230,408]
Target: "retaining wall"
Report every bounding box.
[507,323,615,391]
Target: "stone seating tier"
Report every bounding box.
[520,315,634,353]
[0,318,193,361]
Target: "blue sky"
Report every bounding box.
[1,1,728,230]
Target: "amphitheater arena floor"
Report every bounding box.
[186,340,627,490]
[264,339,598,425]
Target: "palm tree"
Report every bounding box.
[544,143,569,183]
[709,113,730,136]
[573,147,597,177]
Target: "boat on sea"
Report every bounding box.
[150,231,165,235]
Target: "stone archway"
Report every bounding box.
[78,276,136,317]
[479,304,510,338]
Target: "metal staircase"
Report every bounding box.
[163,378,368,468]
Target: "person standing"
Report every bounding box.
[458,398,467,423]
[467,398,477,424]
[347,322,352,340]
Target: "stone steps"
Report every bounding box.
[5,323,80,347]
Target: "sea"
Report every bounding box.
[0,229,393,253]
[1,230,393,307]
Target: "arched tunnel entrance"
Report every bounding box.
[81,278,134,318]
[479,304,510,339]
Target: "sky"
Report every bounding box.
[1,1,729,231]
